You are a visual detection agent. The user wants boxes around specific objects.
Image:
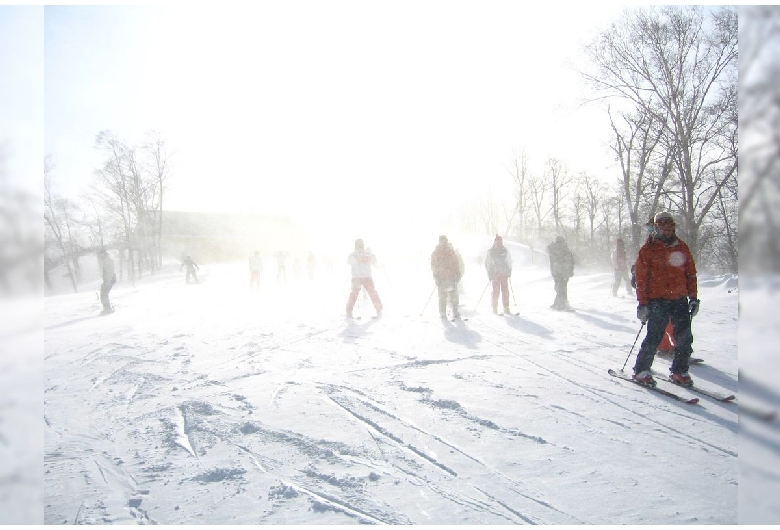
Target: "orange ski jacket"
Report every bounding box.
[634,235,697,306]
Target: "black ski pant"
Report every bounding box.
[552,275,569,309]
[437,279,460,317]
[185,266,198,283]
[100,277,116,310]
[633,297,694,375]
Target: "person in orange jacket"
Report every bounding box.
[631,220,700,362]
[632,212,700,387]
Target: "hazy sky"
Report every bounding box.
[39,2,629,246]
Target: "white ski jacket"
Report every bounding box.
[348,249,377,279]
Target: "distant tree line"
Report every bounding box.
[44,130,171,291]
[454,6,739,274]
[38,6,776,295]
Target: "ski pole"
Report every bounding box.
[473,280,490,312]
[621,321,646,371]
[420,285,436,316]
[509,278,517,306]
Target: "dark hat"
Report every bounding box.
[355,239,364,250]
[616,238,624,244]
[654,211,674,224]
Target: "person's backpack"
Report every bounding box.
[630,263,637,289]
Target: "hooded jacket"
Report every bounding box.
[634,234,697,305]
[348,248,376,279]
[431,241,462,283]
[548,238,574,278]
[485,243,512,279]
[100,254,116,283]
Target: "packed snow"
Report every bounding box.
[32,239,767,524]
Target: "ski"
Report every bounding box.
[608,369,699,404]
[652,372,735,402]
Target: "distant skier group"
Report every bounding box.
[343,213,700,389]
[93,211,700,388]
[344,232,577,321]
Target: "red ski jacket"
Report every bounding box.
[635,235,697,306]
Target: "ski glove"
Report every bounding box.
[636,304,649,323]
[688,298,700,317]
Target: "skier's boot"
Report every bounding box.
[632,370,656,387]
[669,372,693,387]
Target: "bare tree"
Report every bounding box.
[583,6,738,263]
[506,150,532,242]
[607,106,670,251]
[142,130,171,269]
[546,157,573,234]
[569,186,584,245]
[44,156,79,293]
[93,130,138,281]
[580,172,606,244]
[125,145,158,277]
[527,168,552,239]
[478,191,501,236]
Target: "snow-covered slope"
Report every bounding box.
[40,253,746,524]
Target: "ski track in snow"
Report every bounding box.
[42,265,741,524]
[473,319,738,458]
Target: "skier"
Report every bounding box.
[632,211,700,387]
[345,239,383,318]
[485,234,512,314]
[431,235,463,319]
[249,251,263,288]
[97,248,116,314]
[275,251,288,284]
[611,238,633,297]
[181,255,199,284]
[548,235,574,310]
[631,217,701,362]
[307,251,317,281]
